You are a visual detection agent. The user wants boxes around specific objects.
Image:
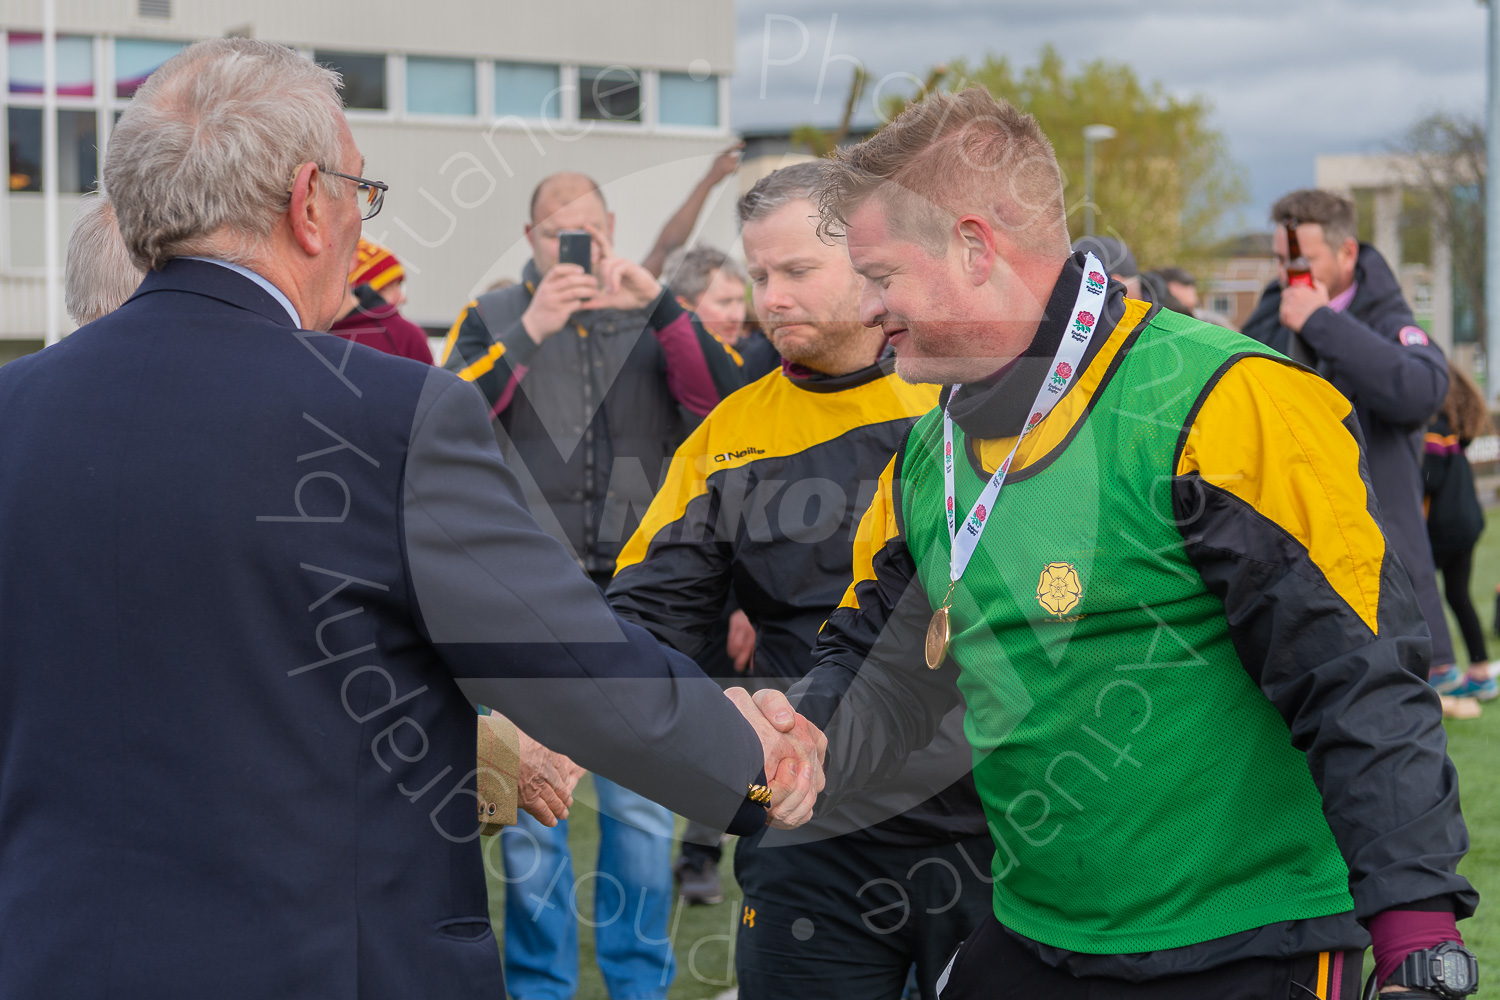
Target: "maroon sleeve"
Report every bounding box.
[387,312,435,365]
[646,294,721,418]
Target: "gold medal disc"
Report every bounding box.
[925,606,950,669]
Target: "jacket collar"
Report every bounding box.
[782,351,896,394]
[127,258,301,329]
[945,252,1141,440]
[1347,243,1406,320]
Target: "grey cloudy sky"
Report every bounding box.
[728,0,1488,237]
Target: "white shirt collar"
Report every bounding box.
[183,257,302,328]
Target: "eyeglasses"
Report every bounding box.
[319,167,389,221]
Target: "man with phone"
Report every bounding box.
[440,171,744,1000]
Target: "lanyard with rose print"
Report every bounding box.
[925,253,1109,668]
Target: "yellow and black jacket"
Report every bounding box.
[609,355,937,679]
[609,356,996,845]
[792,256,1474,977]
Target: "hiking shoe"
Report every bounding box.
[674,855,723,906]
[1449,674,1499,702]
[1429,664,1465,694]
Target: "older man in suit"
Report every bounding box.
[0,39,823,1000]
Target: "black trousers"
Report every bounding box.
[735,832,996,1000]
[1434,546,1488,665]
[938,912,1364,1000]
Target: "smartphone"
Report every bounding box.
[558,230,592,274]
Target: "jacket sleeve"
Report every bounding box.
[441,300,542,418]
[1173,356,1476,921]
[605,417,735,657]
[401,369,767,833]
[646,292,745,420]
[788,444,965,799]
[1299,303,1449,429]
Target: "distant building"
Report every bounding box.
[1,1,737,362]
[1200,233,1276,332]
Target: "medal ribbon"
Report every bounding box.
[942,253,1108,586]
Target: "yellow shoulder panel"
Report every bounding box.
[615,370,934,576]
[837,452,901,611]
[438,300,477,368]
[1176,357,1382,634]
[613,415,716,574]
[973,299,1148,474]
[704,370,938,473]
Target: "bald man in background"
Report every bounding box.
[441,172,745,1000]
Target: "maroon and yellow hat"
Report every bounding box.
[349,238,405,291]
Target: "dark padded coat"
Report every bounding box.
[1242,244,1452,665]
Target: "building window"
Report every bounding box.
[7,107,41,192]
[314,50,386,111]
[579,66,640,123]
[406,57,475,116]
[115,39,187,99]
[1211,294,1233,316]
[6,108,97,193]
[8,33,95,96]
[493,61,559,119]
[658,72,717,127]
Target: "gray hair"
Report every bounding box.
[736,161,825,228]
[103,38,347,270]
[65,195,145,325]
[661,245,746,306]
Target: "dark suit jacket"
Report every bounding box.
[0,260,764,999]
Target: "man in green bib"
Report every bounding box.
[758,88,1479,999]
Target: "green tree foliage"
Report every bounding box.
[881,46,1249,269]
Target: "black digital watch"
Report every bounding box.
[1382,941,1479,998]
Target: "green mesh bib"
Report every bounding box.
[901,312,1354,954]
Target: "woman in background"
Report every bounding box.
[1426,363,1496,709]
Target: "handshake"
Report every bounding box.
[725,686,828,830]
[498,687,827,833]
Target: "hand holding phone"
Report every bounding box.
[557,230,592,274]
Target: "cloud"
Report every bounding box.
[730,0,1488,228]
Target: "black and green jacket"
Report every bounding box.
[792,255,1475,977]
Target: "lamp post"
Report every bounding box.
[1487,0,1500,395]
[1082,124,1116,238]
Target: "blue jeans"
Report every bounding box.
[498,775,677,1000]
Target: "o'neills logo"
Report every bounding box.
[1047,361,1072,394]
[964,502,988,535]
[714,447,765,462]
[1085,271,1106,295]
[1071,310,1096,342]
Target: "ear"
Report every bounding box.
[287,162,326,258]
[1340,236,1360,269]
[954,214,996,286]
[524,221,536,249]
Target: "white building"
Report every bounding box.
[1314,153,1461,359]
[0,0,740,363]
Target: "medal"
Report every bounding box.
[926,584,955,669]
[929,253,1107,669]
